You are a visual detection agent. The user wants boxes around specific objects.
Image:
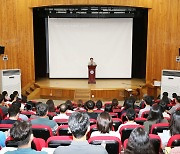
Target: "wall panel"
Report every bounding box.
[1,0,180,89]
[146,0,180,83]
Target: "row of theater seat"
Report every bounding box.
[5,133,180,154]
[0,122,170,142]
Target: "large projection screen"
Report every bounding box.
[48,18,133,78]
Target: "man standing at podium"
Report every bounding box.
[88,57,96,66]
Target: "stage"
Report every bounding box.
[35,78,145,101]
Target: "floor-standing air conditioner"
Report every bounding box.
[161,70,180,99]
[0,69,21,97]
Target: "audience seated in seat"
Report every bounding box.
[4,120,47,154]
[46,99,57,118]
[117,108,138,132]
[94,100,104,111]
[31,103,58,134]
[159,100,170,118]
[124,127,155,154]
[120,98,135,117]
[138,95,153,117]
[74,99,84,111]
[0,95,8,116]
[111,98,120,109]
[53,111,108,154]
[144,103,168,133]
[85,100,98,119]
[1,105,20,124]
[90,112,120,139]
[12,101,28,121]
[53,103,69,120]
[158,110,180,148]
[65,100,74,114]
[168,96,180,115]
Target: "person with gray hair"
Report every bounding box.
[53,112,108,154]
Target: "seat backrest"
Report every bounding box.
[0,124,12,132]
[32,137,46,151]
[88,136,121,154]
[113,109,121,118]
[119,125,144,144]
[90,118,97,126]
[149,134,162,154]
[167,135,180,147]
[112,118,122,131]
[6,136,46,151]
[120,113,128,123]
[32,125,53,141]
[57,125,72,136]
[109,112,118,118]
[46,136,73,148]
[54,119,68,126]
[141,110,149,118]
[150,123,169,134]
[21,111,35,118]
[134,118,147,125]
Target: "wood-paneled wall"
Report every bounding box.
[0,0,179,88]
[146,0,180,83]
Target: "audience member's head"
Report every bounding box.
[12,101,21,109]
[124,127,155,154]
[8,105,20,118]
[144,96,153,106]
[86,100,95,111]
[36,103,48,117]
[68,112,90,139]
[77,99,83,108]
[0,95,4,104]
[169,110,180,136]
[175,96,180,104]
[147,104,163,122]
[46,99,55,112]
[104,104,113,112]
[10,94,16,102]
[163,92,168,97]
[2,91,8,101]
[97,112,113,133]
[65,100,73,110]
[13,91,19,98]
[126,108,136,121]
[59,103,68,113]
[172,93,177,99]
[96,100,103,110]
[112,98,119,108]
[10,121,33,147]
[123,99,134,109]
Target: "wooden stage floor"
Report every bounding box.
[35,78,146,101]
[36,78,145,89]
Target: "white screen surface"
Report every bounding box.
[48,18,132,78]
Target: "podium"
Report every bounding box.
[88,65,97,84]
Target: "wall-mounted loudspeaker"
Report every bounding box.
[0,46,5,54]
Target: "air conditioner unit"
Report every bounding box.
[0,69,21,97]
[161,70,180,99]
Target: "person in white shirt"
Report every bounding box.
[138,96,153,117]
[88,58,96,66]
[53,103,69,120]
[91,111,120,139]
[117,108,138,132]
